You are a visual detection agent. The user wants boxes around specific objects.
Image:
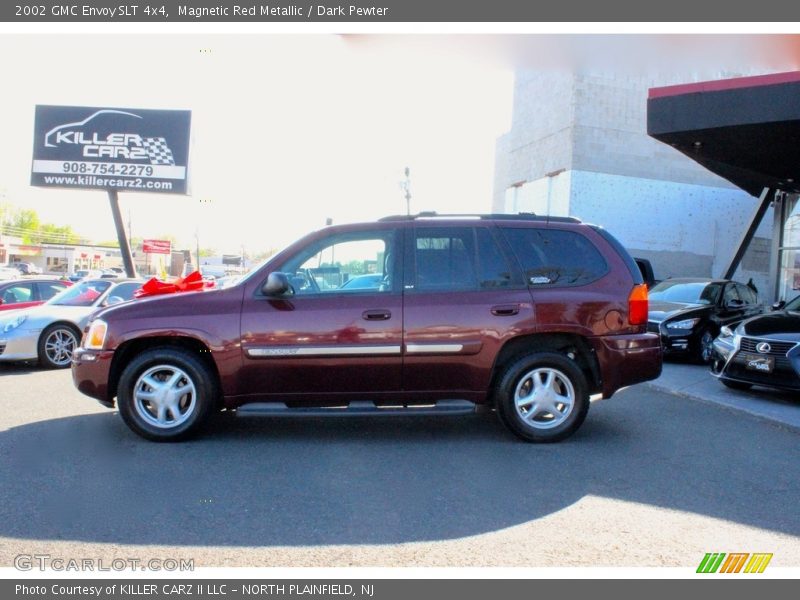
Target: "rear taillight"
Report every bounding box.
[628,283,648,326]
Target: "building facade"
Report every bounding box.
[493,70,775,294]
[0,235,123,274]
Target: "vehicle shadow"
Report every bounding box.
[0,388,798,547]
[0,362,41,376]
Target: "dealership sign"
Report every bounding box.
[31,105,191,194]
[142,239,172,254]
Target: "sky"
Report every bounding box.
[0,35,513,255]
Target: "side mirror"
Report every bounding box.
[772,300,786,311]
[262,272,293,296]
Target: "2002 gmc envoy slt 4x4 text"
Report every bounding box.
[72,213,662,443]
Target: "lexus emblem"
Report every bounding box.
[756,342,772,354]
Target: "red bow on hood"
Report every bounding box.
[134,270,214,298]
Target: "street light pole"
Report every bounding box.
[400,166,411,216]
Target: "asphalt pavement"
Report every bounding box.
[649,360,800,432]
[0,362,798,567]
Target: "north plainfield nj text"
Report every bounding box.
[178,5,389,17]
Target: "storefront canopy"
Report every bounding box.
[647,71,800,197]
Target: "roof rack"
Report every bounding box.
[378,212,581,223]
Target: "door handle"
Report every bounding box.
[491,304,520,316]
[362,309,392,321]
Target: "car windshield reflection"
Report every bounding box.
[48,280,111,307]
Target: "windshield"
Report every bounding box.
[48,280,111,307]
[649,281,721,306]
[785,296,800,311]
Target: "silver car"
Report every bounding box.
[0,278,143,368]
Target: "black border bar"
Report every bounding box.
[4,0,800,22]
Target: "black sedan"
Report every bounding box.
[647,278,764,363]
[711,295,800,392]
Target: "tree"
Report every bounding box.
[39,223,80,244]
[1,206,81,245]
[7,208,41,243]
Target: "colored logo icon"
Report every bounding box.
[697,553,772,573]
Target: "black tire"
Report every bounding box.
[37,323,81,369]
[116,347,217,442]
[721,379,753,391]
[495,351,590,443]
[694,328,716,364]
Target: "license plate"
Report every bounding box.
[741,353,774,373]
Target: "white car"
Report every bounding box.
[0,267,19,281]
[0,278,143,368]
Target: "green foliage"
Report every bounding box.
[2,206,80,244]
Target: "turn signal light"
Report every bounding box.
[628,284,649,326]
[85,320,108,350]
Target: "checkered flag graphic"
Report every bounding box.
[142,137,176,165]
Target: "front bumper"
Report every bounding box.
[72,347,116,407]
[591,332,663,399]
[711,336,800,391]
[0,328,42,362]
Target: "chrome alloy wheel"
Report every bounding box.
[513,367,576,429]
[133,365,197,429]
[44,328,78,367]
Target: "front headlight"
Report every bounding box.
[2,314,27,334]
[666,318,701,330]
[84,319,108,350]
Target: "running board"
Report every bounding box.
[236,399,476,417]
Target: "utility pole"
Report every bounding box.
[195,226,200,274]
[400,166,411,216]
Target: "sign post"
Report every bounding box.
[31,105,191,278]
[108,190,136,277]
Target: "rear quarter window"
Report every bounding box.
[501,227,608,287]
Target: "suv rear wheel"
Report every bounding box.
[117,348,217,442]
[495,352,590,443]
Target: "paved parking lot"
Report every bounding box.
[1,361,799,568]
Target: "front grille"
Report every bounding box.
[739,337,797,356]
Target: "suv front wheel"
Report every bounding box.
[117,348,217,442]
[495,352,590,443]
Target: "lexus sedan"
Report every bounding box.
[711,295,800,392]
[0,278,143,368]
[647,278,764,363]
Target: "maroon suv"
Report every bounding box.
[72,214,662,442]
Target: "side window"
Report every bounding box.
[110,283,142,302]
[1,283,34,304]
[414,228,477,292]
[736,284,758,305]
[37,282,66,301]
[476,227,515,288]
[278,231,395,295]
[501,227,608,287]
[722,284,740,305]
